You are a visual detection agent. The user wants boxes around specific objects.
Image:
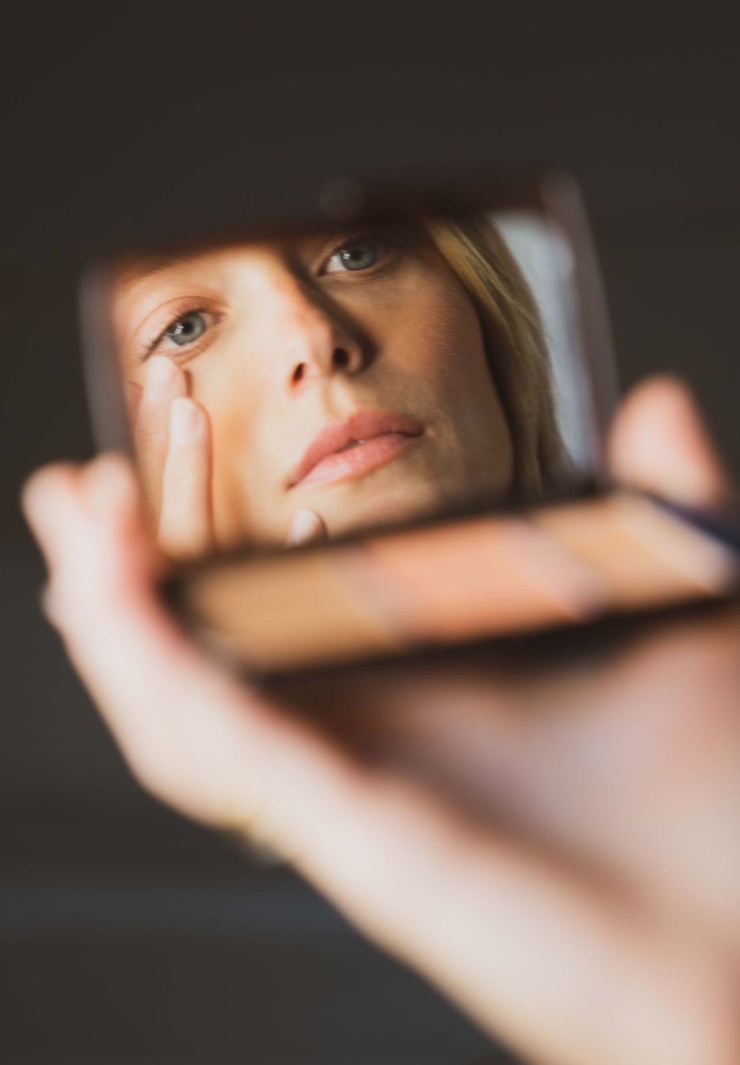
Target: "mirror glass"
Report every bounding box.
[88,198,610,561]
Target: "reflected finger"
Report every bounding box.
[609,376,731,507]
[158,397,213,559]
[287,508,328,546]
[135,356,188,514]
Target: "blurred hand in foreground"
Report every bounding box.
[22,377,740,1065]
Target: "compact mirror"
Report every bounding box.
[81,169,617,565]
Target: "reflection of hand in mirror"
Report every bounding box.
[22,378,740,1065]
[113,220,564,553]
[133,355,212,558]
[132,355,328,557]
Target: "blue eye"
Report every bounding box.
[326,239,381,273]
[340,241,378,270]
[164,310,208,347]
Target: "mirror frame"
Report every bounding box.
[79,164,618,500]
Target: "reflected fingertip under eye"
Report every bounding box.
[144,355,182,400]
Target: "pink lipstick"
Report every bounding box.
[288,411,424,490]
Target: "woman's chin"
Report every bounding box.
[313,482,450,542]
[216,472,494,551]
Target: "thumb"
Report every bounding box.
[287,508,328,547]
[608,375,731,508]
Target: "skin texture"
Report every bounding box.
[21,378,740,1065]
[114,229,514,556]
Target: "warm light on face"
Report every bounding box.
[113,225,514,550]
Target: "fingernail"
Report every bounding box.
[144,356,180,402]
[287,508,326,546]
[170,398,202,445]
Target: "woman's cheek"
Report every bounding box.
[389,274,482,375]
[210,396,289,548]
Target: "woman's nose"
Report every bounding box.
[279,288,367,392]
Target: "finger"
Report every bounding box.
[126,381,143,420]
[20,457,376,863]
[158,398,214,559]
[22,463,87,571]
[22,456,158,621]
[21,453,326,827]
[608,376,731,508]
[286,508,328,546]
[135,356,188,515]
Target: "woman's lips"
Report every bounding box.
[288,411,425,490]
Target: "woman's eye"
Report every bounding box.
[162,310,208,348]
[326,240,382,274]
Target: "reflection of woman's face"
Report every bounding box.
[114,227,514,547]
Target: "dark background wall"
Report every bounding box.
[1,4,737,1062]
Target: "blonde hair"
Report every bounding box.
[424,216,565,499]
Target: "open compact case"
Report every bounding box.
[161,490,739,675]
[78,165,739,676]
